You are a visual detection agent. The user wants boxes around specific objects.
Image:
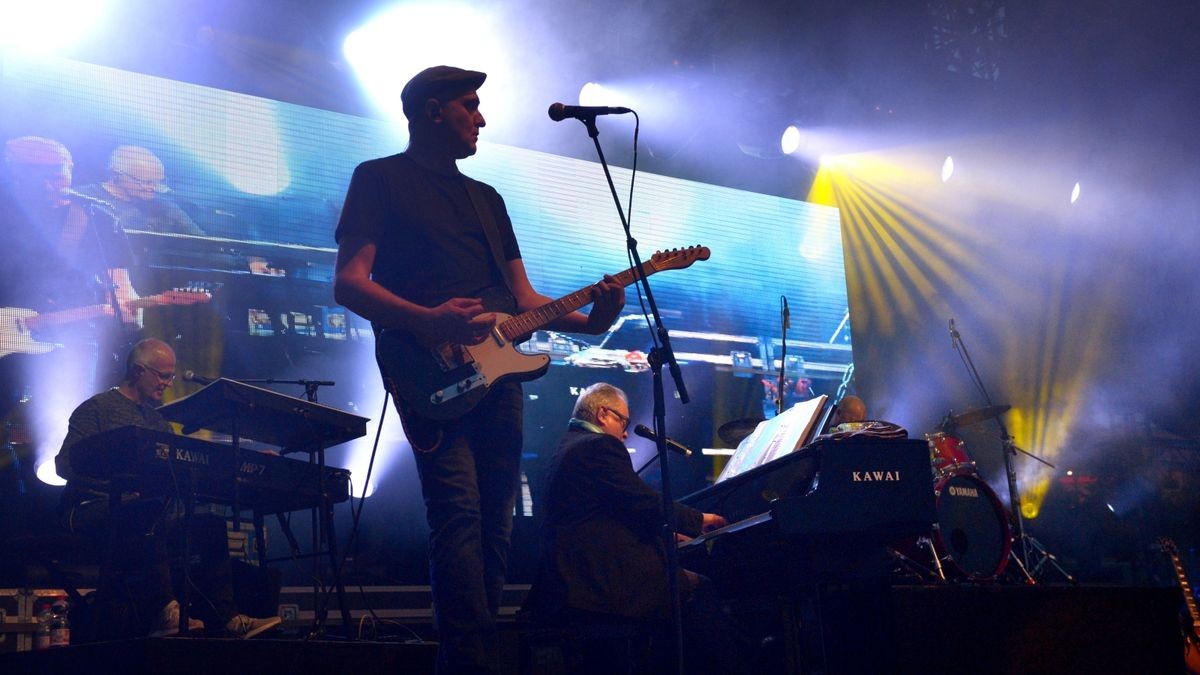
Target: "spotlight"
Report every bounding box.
[344,3,510,123]
[941,156,954,183]
[578,82,612,106]
[780,125,801,155]
[0,0,109,54]
[35,458,65,487]
[1070,181,1081,204]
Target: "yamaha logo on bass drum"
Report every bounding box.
[947,484,980,498]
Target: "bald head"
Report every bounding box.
[4,136,73,208]
[123,338,177,406]
[107,145,166,201]
[5,136,72,167]
[832,395,867,426]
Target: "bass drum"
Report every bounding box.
[930,473,1012,580]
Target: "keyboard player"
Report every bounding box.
[522,383,747,674]
[54,338,280,639]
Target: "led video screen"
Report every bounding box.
[0,54,850,479]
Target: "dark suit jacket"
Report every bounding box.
[525,426,704,620]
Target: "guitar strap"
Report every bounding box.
[463,178,515,293]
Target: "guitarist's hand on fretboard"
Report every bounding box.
[583,274,626,334]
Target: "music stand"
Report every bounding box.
[159,378,367,635]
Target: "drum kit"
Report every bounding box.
[894,404,1019,582]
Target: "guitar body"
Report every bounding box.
[378,313,551,421]
[0,307,58,358]
[1159,538,1200,675]
[1186,634,1200,675]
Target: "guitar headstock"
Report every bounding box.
[649,245,711,272]
[161,282,221,306]
[1159,537,1180,557]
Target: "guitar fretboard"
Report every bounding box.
[1170,551,1200,629]
[498,263,648,341]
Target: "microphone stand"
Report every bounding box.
[575,113,689,674]
[776,296,789,416]
[948,319,1062,581]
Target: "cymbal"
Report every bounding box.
[718,417,763,446]
[946,404,1011,427]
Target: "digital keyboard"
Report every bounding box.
[68,425,351,514]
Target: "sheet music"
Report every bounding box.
[716,395,828,483]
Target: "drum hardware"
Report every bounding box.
[717,417,763,446]
[941,404,1012,429]
[946,316,1063,581]
[925,431,976,478]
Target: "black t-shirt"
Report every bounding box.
[334,153,520,315]
[56,388,173,510]
[0,184,132,312]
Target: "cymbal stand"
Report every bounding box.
[1025,533,1075,583]
[948,319,1062,579]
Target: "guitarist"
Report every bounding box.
[333,65,624,675]
[0,136,143,441]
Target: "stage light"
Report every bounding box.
[35,458,65,487]
[0,0,108,54]
[344,3,511,125]
[941,155,955,182]
[579,82,616,106]
[780,125,802,155]
[1070,181,1081,204]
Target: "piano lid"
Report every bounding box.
[158,378,368,451]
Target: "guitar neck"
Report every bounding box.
[1171,551,1200,630]
[22,293,190,332]
[499,261,649,341]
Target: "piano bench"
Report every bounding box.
[519,617,660,675]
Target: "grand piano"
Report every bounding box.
[678,432,936,589]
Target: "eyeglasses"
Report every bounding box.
[137,362,176,384]
[603,406,630,432]
[116,170,165,189]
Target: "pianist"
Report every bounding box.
[54,338,280,639]
[523,383,745,673]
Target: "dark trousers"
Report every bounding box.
[63,497,237,634]
[412,382,524,674]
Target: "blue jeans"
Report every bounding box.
[411,382,524,674]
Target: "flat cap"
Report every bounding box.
[400,65,487,120]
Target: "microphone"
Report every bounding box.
[948,317,959,346]
[633,424,693,458]
[182,370,217,385]
[547,102,632,122]
[782,296,790,330]
[63,189,116,211]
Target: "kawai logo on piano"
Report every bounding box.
[153,442,210,465]
[851,470,901,482]
[948,484,980,498]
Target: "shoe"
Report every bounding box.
[225,614,282,639]
[149,600,205,637]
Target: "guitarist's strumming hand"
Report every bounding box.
[583,274,626,334]
[426,297,497,345]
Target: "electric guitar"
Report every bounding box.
[377,245,711,422]
[1158,538,1200,674]
[0,288,214,359]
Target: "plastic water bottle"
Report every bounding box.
[33,601,52,650]
[49,598,69,648]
